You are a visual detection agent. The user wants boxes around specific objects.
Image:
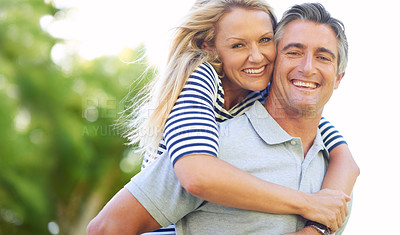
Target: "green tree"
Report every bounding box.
[0,0,152,234]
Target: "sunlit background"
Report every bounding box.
[1,0,399,234]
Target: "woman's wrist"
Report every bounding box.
[296,192,313,218]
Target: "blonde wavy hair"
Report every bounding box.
[122,0,277,158]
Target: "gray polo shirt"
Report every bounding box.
[126,101,329,234]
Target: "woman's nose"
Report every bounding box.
[248,46,264,63]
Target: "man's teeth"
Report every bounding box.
[244,66,265,74]
[293,80,317,89]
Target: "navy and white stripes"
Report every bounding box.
[139,62,347,234]
[164,62,220,166]
[319,117,347,152]
[142,61,347,168]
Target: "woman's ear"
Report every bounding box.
[202,42,213,53]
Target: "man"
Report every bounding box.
[88,3,352,234]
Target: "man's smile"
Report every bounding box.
[291,79,320,89]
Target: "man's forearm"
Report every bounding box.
[284,226,322,235]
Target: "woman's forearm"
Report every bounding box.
[174,154,349,224]
[175,154,307,214]
[175,154,350,230]
[321,144,360,195]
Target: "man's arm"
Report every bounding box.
[88,152,205,235]
[87,188,161,235]
[284,226,322,235]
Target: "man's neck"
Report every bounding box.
[265,95,322,157]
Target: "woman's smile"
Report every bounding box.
[242,65,266,75]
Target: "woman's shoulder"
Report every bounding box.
[192,62,218,80]
[186,61,220,96]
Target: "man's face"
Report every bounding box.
[272,20,344,117]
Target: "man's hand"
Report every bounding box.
[300,189,350,232]
[284,226,322,235]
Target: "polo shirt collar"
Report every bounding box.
[313,129,329,159]
[245,101,293,145]
[245,101,329,160]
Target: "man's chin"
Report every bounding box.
[288,102,323,119]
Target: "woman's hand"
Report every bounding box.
[300,188,351,232]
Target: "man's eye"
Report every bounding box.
[287,51,300,56]
[318,56,332,62]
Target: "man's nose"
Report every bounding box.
[300,53,316,75]
[248,46,264,63]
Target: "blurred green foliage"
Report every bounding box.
[0,0,152,234]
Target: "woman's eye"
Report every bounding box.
[260,37,271,43]
[232,43,244,49]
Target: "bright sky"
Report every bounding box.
[44,0,400,234]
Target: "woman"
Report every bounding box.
[88,0,359,234]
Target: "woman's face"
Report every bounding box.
[214,7,276,96]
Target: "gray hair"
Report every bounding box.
[274,3,348,74]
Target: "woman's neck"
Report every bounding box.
[220,77,250,110]
[223,88,250,110]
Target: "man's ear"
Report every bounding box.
[334,72,345,89]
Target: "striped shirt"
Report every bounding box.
[142,62,346,169]
[140,62,346,234]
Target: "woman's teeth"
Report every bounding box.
[244,66,265,74]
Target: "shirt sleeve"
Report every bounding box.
[163,62,220,166]
[124,151,204,227]
[318,117,347,152]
